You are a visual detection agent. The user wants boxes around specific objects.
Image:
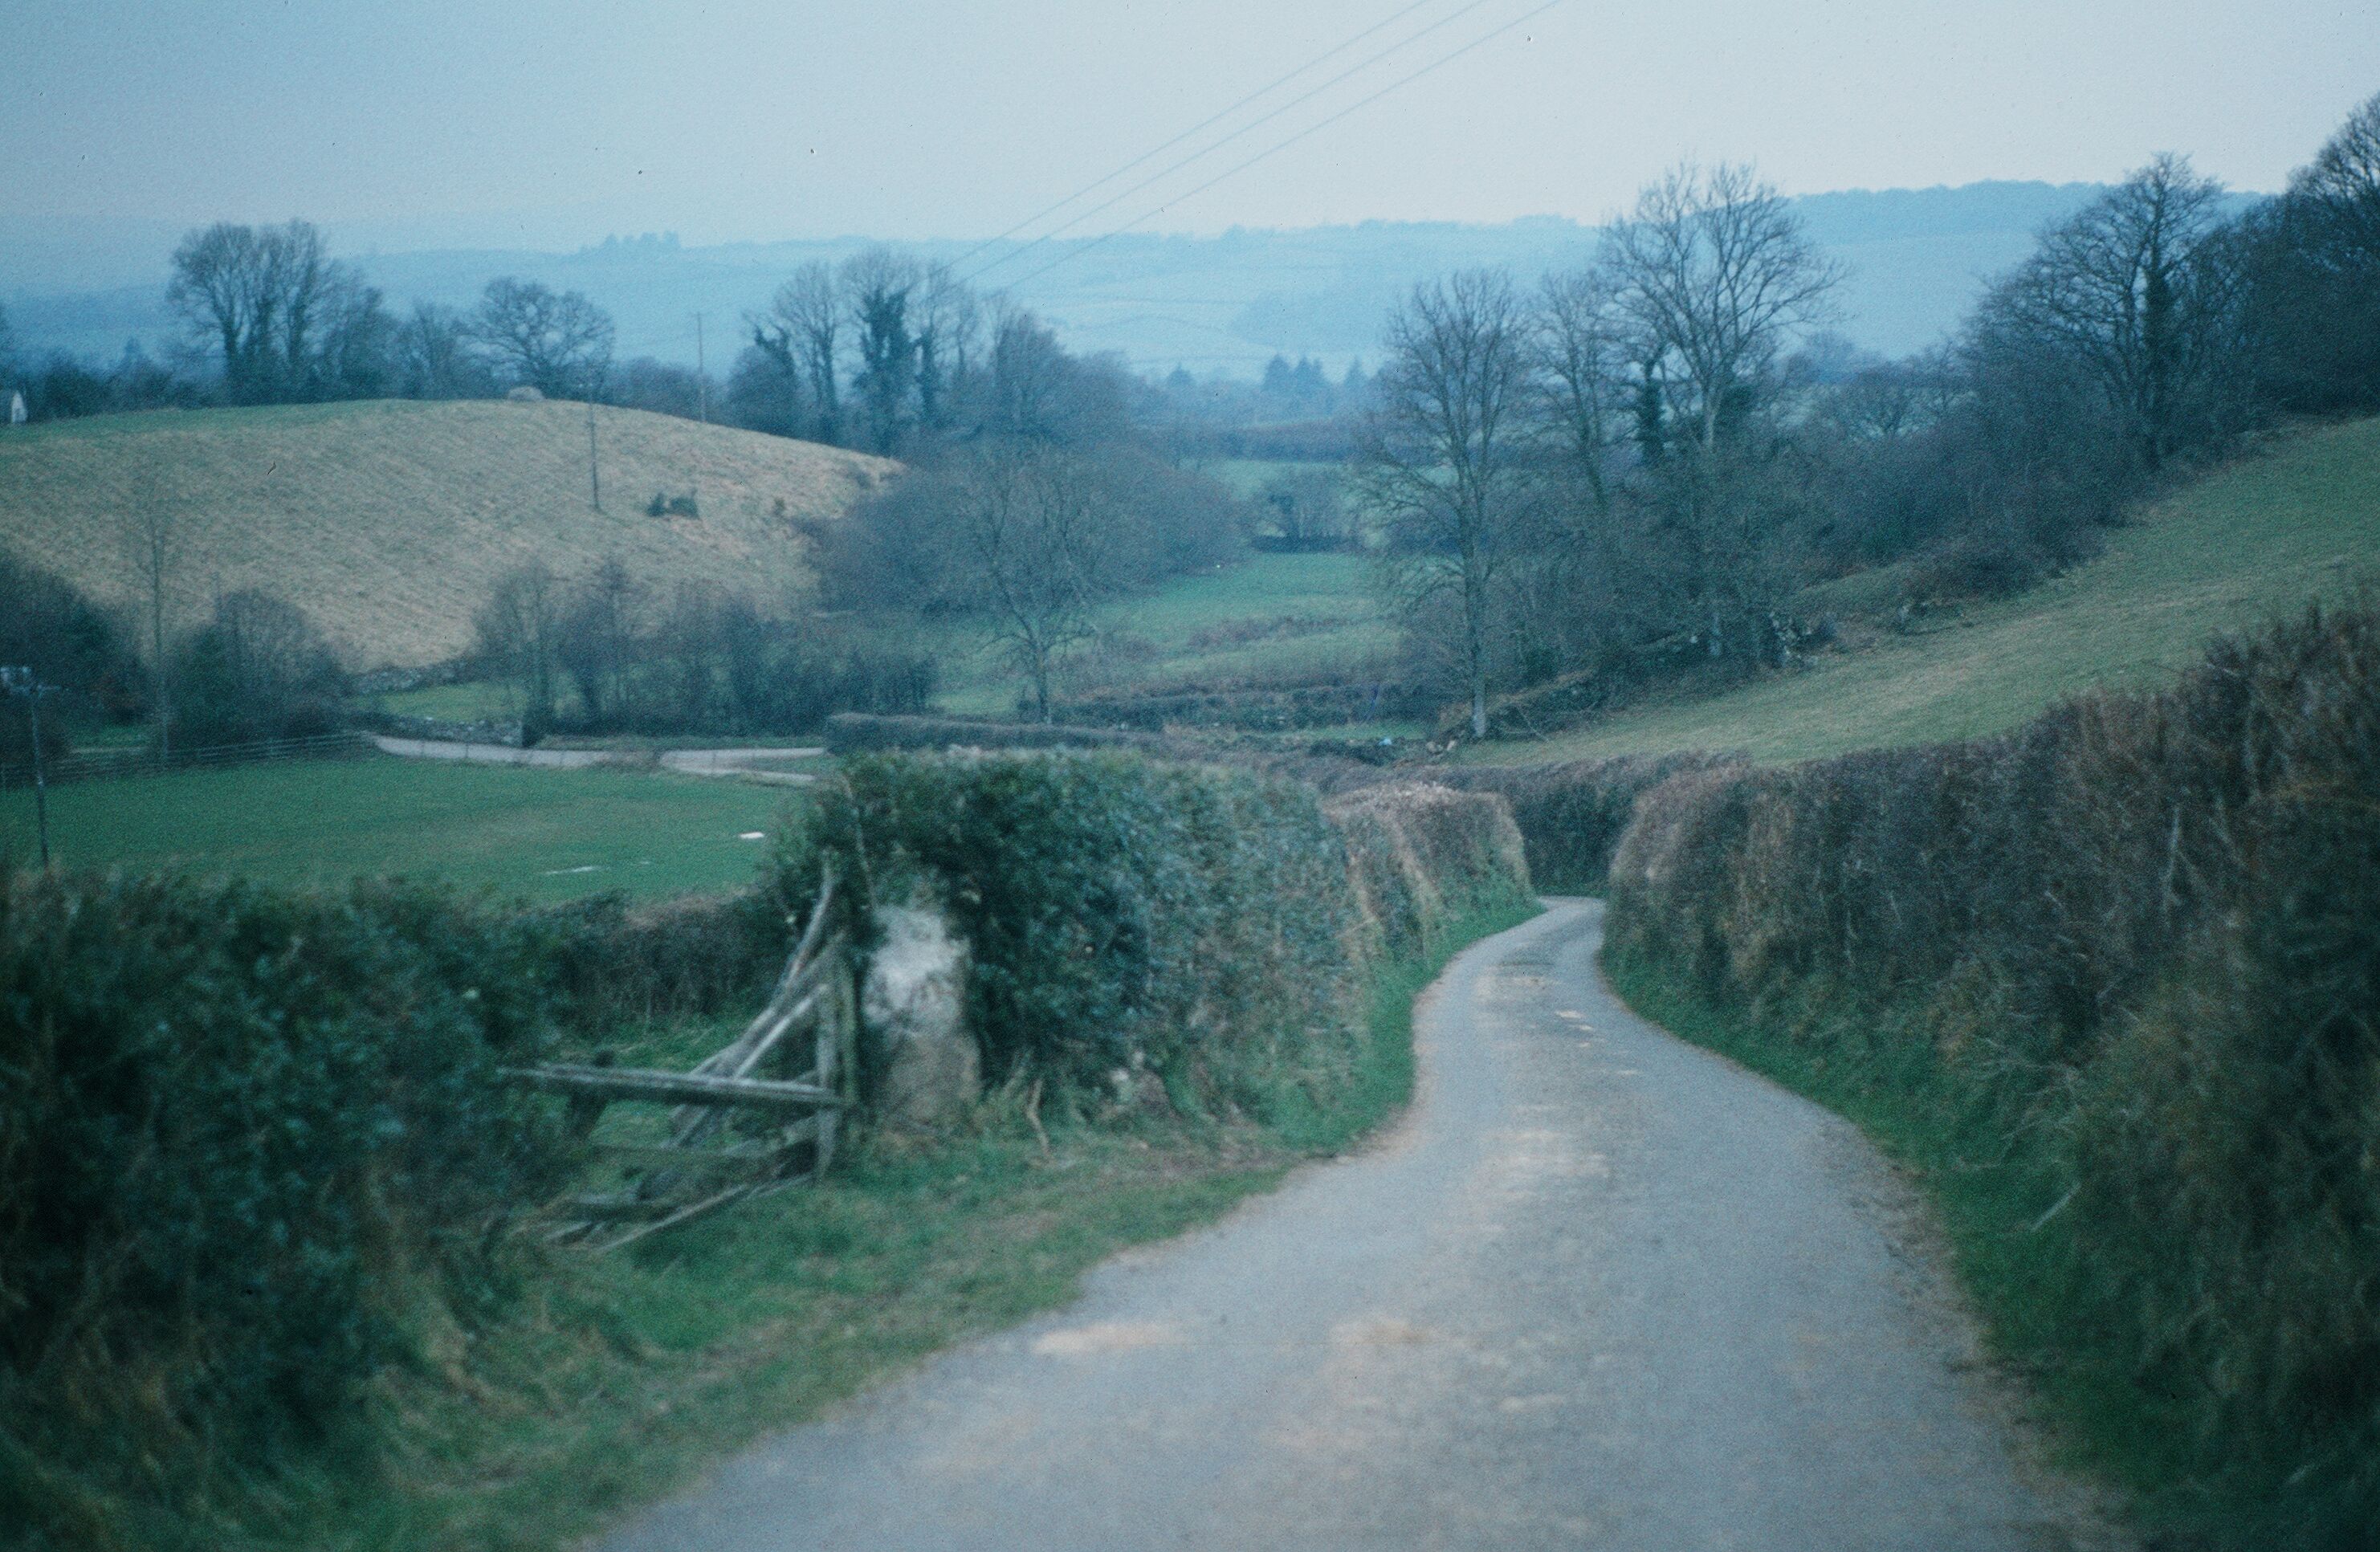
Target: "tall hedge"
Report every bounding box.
[1322,781,1532,957]
[772,754,1531,1103]
[1605,602,2380,1542]
[1434,751,1743,890]
[0,874,584,1533]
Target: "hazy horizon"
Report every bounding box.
[4,2,2370,257]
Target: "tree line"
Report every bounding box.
[0,222,629,419]
[1364,93,2380,738]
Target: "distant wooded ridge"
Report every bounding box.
[4,181,2254,377]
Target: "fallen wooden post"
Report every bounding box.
[503,1064,846,1111]
[516,867,862,1249]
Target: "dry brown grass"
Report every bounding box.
[0,399,897,666]
[1323,781,1530,958]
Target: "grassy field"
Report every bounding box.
[114,900,1537,1551]
[0,399,894,667]
[1198,456,1347,499]
[1486,417,2380,765]
[0,754,797,901]
[935,551,1398,717]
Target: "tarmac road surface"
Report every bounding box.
[602,898,2117,1552]
[370,735,820,782]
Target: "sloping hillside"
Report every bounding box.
[0,399,897,666]
[1480,416,2380,766]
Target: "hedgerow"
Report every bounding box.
[1433,751,1745,890]
[0,874,582,1539]
[1604,601,2380,1545]
[1322,781,1533,957]
[768,753,1530,1106]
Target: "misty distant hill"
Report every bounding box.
[3,182,2199,381]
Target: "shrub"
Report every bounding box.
[167,590,348,748]
[0,872,578,1530]
[1605,601,2380,1541]
[0,549,148,743]
[769,754,1367,1105]
[532,887,785,1029]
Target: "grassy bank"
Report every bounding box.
[1480,415,2380,765]
[1599,955,2204,1529]
[1597,603,2380,1547]
[124,898,1538,1552]
[0,755,795,901]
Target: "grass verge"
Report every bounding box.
[1477,415,2380,765]
[154,897,1540,1552]
[1599,949,2269,1548]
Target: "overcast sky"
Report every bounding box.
[4,1,2374,252]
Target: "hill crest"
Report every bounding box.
[0,398,896,667]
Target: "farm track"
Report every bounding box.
[369,736,822,784]
[601,900,2121,1552]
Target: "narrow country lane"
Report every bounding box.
[602,900,2116,1552]
[369,736,821,782]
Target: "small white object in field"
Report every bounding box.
[739,831,766,841]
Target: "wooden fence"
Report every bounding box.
[504,873,859,1251]
[0,731,372,791]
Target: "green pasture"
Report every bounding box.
[0,753,797,901]
[1489,418,2380,765]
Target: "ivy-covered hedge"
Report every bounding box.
[772,754,1531,1102]
[773,754,1364,1097]
[1433,751,1743,891]
[0,874,578,1526]
[1604,603,2380,1543]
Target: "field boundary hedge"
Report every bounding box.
[770,753,1529,1108]
[1602,602,2380,1546]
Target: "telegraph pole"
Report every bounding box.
[2,666,52,870]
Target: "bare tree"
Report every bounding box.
[555,557,646,723]
[911,261,981,436]
[1984,154,2240,469]
[752,261,842,444]
[471,278,615,398]
[119,486,184,756]
[473,563,563,730]
[955,442,1111,721]
[2242,92,2380,413]
[1358,270,1538,739]
[1535,264,1631,515]
[2292,90,2380,258]
[841,248,919,454]
[397,302,486,399]
[167,219,369,403]
[1255,468,1353,551]
[1605,162,1845,454]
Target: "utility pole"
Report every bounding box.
[694,312,709,425]
[2,666,52,870]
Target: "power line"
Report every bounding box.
[956,0,1502,289]
[941,0,1446,275]
[995,0,1570,297]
